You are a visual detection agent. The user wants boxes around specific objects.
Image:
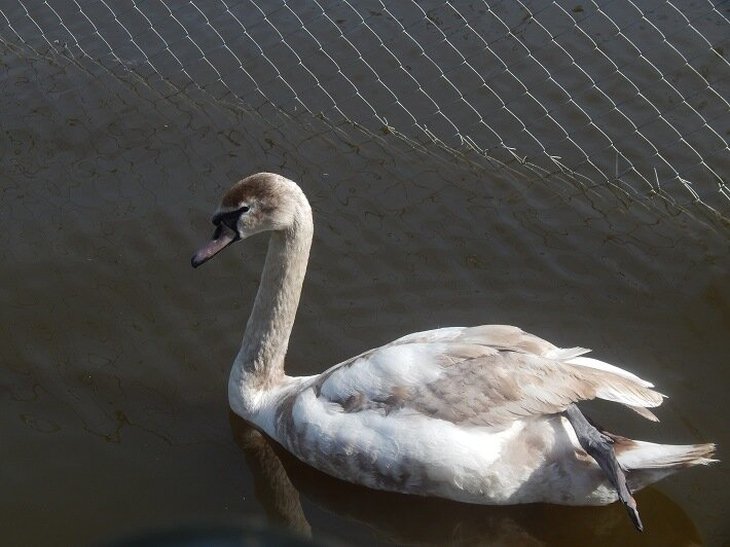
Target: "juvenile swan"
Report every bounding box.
[192,172,715,530]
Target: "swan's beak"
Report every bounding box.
[191,224,238,268]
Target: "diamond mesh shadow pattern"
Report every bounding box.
[2,0,728,221]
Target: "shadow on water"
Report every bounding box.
[229,413,703,547]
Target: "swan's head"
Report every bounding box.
[191,172,306,268]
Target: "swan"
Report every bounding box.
[191,172,715,531]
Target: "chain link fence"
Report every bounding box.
[2,1,728,222]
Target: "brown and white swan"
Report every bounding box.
[191,172,715,531]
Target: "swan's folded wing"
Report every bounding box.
[408,351,663,428]
[313,333,663,430]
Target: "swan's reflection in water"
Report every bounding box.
[230,413,703,546]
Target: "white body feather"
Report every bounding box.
[195,173,715,508]
[234,325,714,506]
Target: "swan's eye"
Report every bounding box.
[212,205,249,228]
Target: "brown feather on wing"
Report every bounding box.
[314,326,663,430]
[409,350,663,429]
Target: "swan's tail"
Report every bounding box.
[612,435,717,490]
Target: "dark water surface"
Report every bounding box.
[1,40,728,546]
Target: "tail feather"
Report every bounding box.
[608,437,717,493]
[616,439,717,470]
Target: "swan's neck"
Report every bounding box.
[231,202,313,404]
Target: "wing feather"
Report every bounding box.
[314,326,664,429]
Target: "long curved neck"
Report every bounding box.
[233,201,313,392]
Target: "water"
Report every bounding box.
[1,40,728,546]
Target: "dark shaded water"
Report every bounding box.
[1,35,728,547]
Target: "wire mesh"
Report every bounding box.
[2,0,728,220]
